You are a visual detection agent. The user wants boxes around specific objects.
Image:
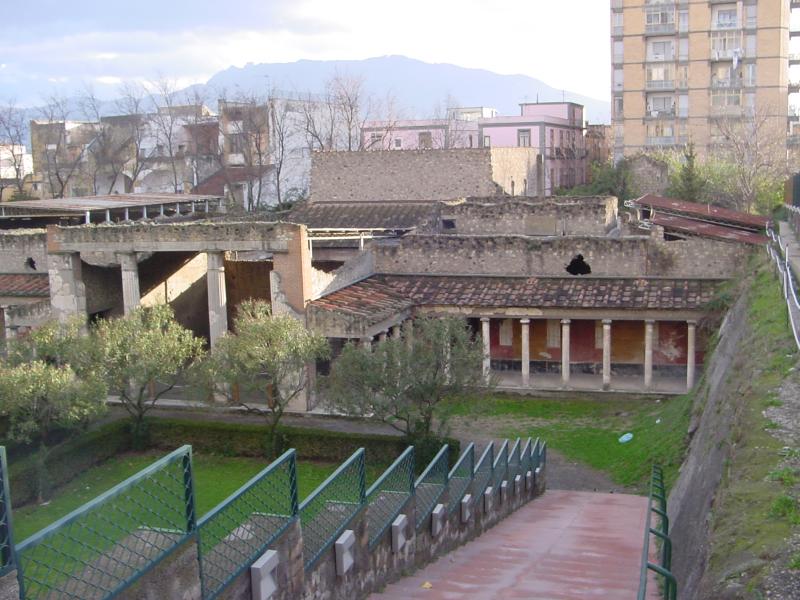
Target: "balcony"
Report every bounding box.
[790,53,800,66]
[791,80,800,94]
[646,53,675,62]
[710,105,744,117]
[710,48,740,60]
[712,20,739,31]
[645,107,676,119]
[645,22,676,35]
[711,78,743,89]
[791,25,800,38]
[645,79,675,91]
[646,136,676,146]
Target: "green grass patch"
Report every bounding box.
[12,452,383,541]
[769,467,800,487]
[444,392,691,491]
[705,258,798,588]
[789,552,800,570]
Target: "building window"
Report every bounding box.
[678,9,688,33]
[613,68,624,91]
[547,320,561,348]
[418,132,432,149]
[744,63,756,87]
[678,38,689,61]
[648,39,674,61]
[518,129,531,147]
[468,134,473,148]
[483,135,491,147]
[647,95,675,116]
[441,218,456,230]
[613,96,624,119]
[745,5,757,28]
[394,138,402,148]
[370,132,382,146]
[678,94,689,118]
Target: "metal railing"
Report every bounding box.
[447,444,474,514]
[637,465,677,600]
[414,445,449,530]
[0,447,16,578]
[196,449,298,600]
[15,446,195,600]
[767,222,800,350]
[366,446,414,547]
[473,443,494,501]
[298,448,366,570]
[492,440,509,495]
[508,439,522,482]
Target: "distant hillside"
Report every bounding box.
[200,56,610,123]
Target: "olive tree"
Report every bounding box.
[192,300,329,457]
[323,316,485,442]
[92,304,204,444]
[0,361,106,503]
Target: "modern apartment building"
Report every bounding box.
[611,0,798,160]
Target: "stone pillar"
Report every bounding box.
[687,320,697,391]
[644,320,655,390]
[481,317,491,382]
[118,253,141,316]
[206,251,228,347]
[47,252,87,322]
[602,319,612,390]
[391,324,402,338]
[561,319,571,385]
[520,319,531,387]
[360,336,372,351]
[105,209,111,223]
[378,330,387,343]
[404,319,414,348]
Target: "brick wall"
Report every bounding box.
[309,149,500,203]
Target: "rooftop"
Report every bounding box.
[0,273,50,297]
[650,213,769,245]
[287,201,436,230]
[632,194,770,231]
[0,194,223,217]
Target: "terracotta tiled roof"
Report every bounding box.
[193,166,271,196]
[650,213,769,245]
[0,273,50,297]
[310,274,721,315]
[287,201,436,230]
[635,194,770,231]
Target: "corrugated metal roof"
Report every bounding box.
[635,194,770,230]
[650,214,769,245]
[1,193,223,215]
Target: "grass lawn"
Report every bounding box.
[443,391,693,492]
[13,452,384,542]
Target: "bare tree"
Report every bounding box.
[269,95,292,204]
[146,78,184,193]
[714,103,790,213]
[115,83,153,193]
[79,86,131,194]
[0,100,30,198]
[37,95,91,198]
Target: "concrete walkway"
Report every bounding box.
[371,490,654,600]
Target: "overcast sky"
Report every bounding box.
[0,0,611,106]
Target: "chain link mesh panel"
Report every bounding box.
[492,440,509,495]
[447,443,474,515]
[473,443,494,503]
[0,447,16,578]
[414,445,448,530]
[299,448,365,571]
[197,450,298,600]
[508,439,521,482]
[365,447,414,548]
[16,446,195,600]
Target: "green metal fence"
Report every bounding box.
[520,438,532,475]
[366,446,415,548]
[473,443,494,502]
[0,447,16,578]
[447,443,474,515]
[492,440,509,495]
[196,449,299,600]
[299,448,366,570]
[507,439,521,482]
[414,445,449,530]
[637,465,677,600]
[15,446,195,600]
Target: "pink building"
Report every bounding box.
[361,103,587,196]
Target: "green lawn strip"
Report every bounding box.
[704,262,797,592]
[13,453,384,542]
[446,390,691,491]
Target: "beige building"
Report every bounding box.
[611,0,796,160]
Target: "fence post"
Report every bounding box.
[182,450,196,533]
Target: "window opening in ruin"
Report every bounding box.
[565,254,592,275]
[441,219,456,230]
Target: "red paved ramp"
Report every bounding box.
[371,490,651,600]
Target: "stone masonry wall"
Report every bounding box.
[309,148,500,203]
[439,197,617,237]
[0,230,47,273]
[488,147,539,197]
[372,232,748,278]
